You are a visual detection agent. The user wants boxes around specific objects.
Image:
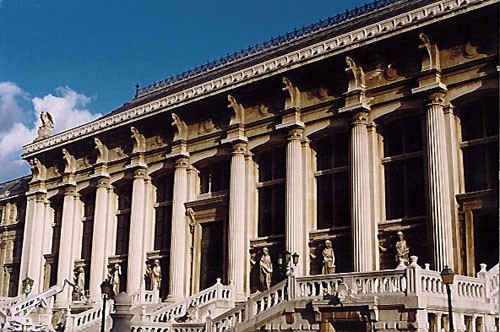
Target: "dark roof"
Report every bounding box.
[105,0,439,117]
[0,176,30,199]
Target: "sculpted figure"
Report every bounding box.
[322,240,336,274]
[395,231,410,266]
[259,247,273,291]
[130,126,146,153]
[36,112,54,139]
[151,259,162,291]
[227,94,244,125]
[112,263,122,296]
[282,77,300,108]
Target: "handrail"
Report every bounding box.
[70,301,112,330]
[136,0,401,98]
[144,278,232,323]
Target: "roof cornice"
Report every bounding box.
[22,0,497,158]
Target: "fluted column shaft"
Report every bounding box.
[20,192,47,294]
[127,168,147,293]
[425,91,454,271]
[228,142,247,300]
[285,128,304,275]
[89,177,110,301]
[351,111,373,272]
[169,157,189,300]
[55,186,78,306]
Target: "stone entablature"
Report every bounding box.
[21,0,496,158]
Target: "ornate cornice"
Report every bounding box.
[22,0,495,158]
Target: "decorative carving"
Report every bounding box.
[351,111,370,125]
[22,0,475,156]
[259,247,273,291]
[175,157,189,169]
[36,112,54,140]
[134,168,147,178]
[29,158,46,182]
[395,231,410,268]
[282,77,301,109]
[427,91,447,106]
[231,142,247,155]
[131,127,146,154]
[418,33,440,71]
[150,259,162,291]
[185,207,196,234]
[171,113,188,141]
[322,240,336,274]
[463,40,479,58]
[22,276,34,296]
[345,56,366,92]
[96,177,109,188]
[197,119,215,134]
[227,95,245,125]
[287,128,304,141]
[110,263,122,296]
[94,138,108,164]
[62,148,77,174]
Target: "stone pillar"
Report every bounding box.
[89,177,110,301]
[168,157,189,300]
[285,128,305,275]
[55,186,78,307]
[228,142,247,300]
[109,292,133,332]
[20,192,47,294]
[425,91,454,271]
[127,168,148,293]
[350,111,374,272]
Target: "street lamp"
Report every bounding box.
[440,265,455,332]
[100,280,114,332]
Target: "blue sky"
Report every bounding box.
[0,0,368,182]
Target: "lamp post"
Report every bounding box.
[100,280,113,332]
[279,251,299,276]
[440,265,455,332]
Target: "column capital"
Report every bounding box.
[96,177,110,189]
[351,110,370,126]
[174,157,189,169]
[133,168,147,179]
[425,90,447,107]
[287,127,304,141]
[231,142,248,155]
[63,185,77,196]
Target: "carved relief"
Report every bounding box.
[94,138,109,164]
[131,127,146,153]
[345,56,366,92]
[418,33,440,71]
[282,77,301,109]
[29,158,46,182]
[171,113,188,141]
[227,95,245,125]
[36,111,54,140]
[197,119,215,134]
[62,148,77,174]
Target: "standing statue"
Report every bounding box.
[112,263,122,296]
[322,240,336,274]
[259,247,273,291]
[395,231,410,267]
[75,267,86,301]
[151,259,162,291]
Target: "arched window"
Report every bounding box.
[314,133,350,229]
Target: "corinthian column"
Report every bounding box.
[228,142,247,300]
[127,168,147,293]
[55,185,78,307]
[285,128,305,275]
[425,91,454,271]
[168,157,189,301]
[351,111,373,272]
[89,177,110,301]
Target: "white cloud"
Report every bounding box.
[0,83,102,183]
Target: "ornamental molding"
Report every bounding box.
[22,0,495,157]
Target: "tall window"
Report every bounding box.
[81,193,95,260]
[382,116,425,220]
[154,175,173,250]
[257,147,286,237]
[50,200,63,287]
[315,133,350,229]
[460,97,499,192]
[115,184,132,255]
[199,161,230,194]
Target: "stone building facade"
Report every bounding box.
[0,0,498,330]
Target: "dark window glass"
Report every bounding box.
[383,116,425,220]
[257,147,286,237]
[461,97,499,192]
[154,175,173,251]
[199,161,230,194]
[116,184,132,255]
[81,193,95,260]
[315,134,350,229]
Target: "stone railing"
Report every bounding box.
[144,278,233,323]
[130,287,159,305]
[70,301,111,331]
[209,279,288,332]
[296,269,407,298]
[131,323,205,332]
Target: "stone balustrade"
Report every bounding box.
[210,279,287,332]
[130,288,159,305]
[145,278,232,323]
[70,301,110,330]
